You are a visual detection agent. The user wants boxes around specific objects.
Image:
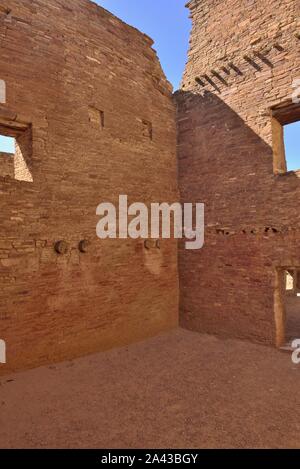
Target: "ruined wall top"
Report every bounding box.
[183,0,299,91]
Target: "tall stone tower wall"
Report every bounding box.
[177,0,300,344]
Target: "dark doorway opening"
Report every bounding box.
[284,269,300,343]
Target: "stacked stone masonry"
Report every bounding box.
[0,0,178,374]
[177,0,300,345]
[0,0,299,375]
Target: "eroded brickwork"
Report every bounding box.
[0,0,178,374]
[177,0,300,344]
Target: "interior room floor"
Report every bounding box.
[0,328,299,449]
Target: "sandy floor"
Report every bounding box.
[0,328,299,449]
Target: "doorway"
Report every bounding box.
[275,268,300,347]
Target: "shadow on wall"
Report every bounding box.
[175,89,300,346]
[175,89,299,213]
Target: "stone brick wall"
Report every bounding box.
[177,0,300,345]
[0,152,14,178]
[0,0,178,374]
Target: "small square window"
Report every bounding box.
[141,120,153,140]
[89,106,104,130]
[271,102,300,174]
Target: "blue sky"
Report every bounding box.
[0,135,15,153]
[284,122,299,171]
[98,0,190,90]
[0,0,298,170]
[97,0,299,170]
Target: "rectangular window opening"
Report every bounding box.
[284,121,300,171]
[142,119,153,140]
[271,102,300,175]
[89,106,104,130]
[0,122,33,182]
[0,135,15,179]
[0,135,15,153]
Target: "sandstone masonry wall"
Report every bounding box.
[0,0,178,374]
[177,0,300,344]
[0,152,14,178]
